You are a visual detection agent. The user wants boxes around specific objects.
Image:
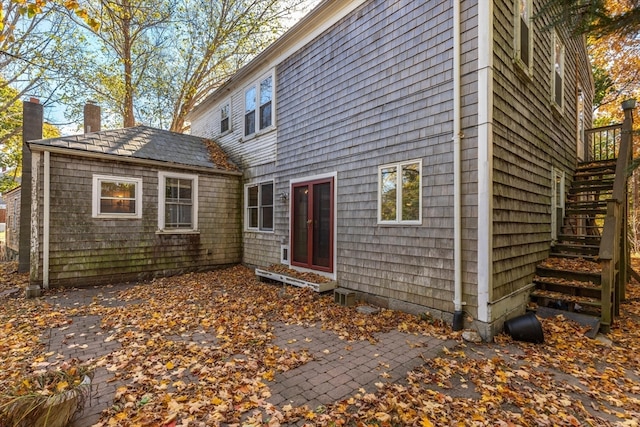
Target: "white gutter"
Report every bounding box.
[452,0,463,329]
[477,0,494,323]
[43,151,50,289]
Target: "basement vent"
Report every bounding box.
[280,245,289,264]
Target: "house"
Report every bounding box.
[3,187,20,261]
[187,0,600,339]
[21,100,242,289]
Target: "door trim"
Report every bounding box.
[289,172,337,280]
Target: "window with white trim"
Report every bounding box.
[514,0,533,74]
[244,73,274,137]
[220,101,230,134]
[378,160,422,224]
[158,172,198,231]
[552,31,565,110]
[246,181,273,231]
[92,175,142,219]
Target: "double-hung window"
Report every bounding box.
[92,175,142,218]
[378,160,422,224]
[220,101,230,134]
[244,73,274,137]
[514,0,533,74]
[246,181,273,231]
[158,172,198,232]
[552,31,565,110]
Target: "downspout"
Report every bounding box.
[43,150,50,289]
[452,0,464,330]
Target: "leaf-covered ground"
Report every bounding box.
[1,261,640,426]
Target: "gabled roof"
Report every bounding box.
[28,125,239,173]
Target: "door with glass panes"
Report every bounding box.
[291,178,334,273]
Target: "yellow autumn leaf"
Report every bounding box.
[420,416,434,427]
[166,361,174,370]
[56,380,69,392]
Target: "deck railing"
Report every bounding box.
[585,123,623,162]
[598,100,635,331]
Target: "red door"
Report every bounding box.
[291,178,334,273]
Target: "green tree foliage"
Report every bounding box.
[0,80,60,194]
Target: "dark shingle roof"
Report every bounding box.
[28,125,238,171]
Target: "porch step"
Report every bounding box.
[530,289,602,314]
[533,277,601,299]
[551,242,599,257]
[556,234,601,245]
[535,265,601,285]
[574,160,617,176]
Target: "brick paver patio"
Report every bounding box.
[39,285,454,426]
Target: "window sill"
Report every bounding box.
[550,101,564,116]
[242,125,276,143]
[377,221,423,226]
[93,215,142,220]
[512,57,533,83]
[245,228,275,234]
[156,229,200,235]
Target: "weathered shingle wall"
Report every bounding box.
[491,0,594,300]
[273,0,477,314]
[31,154,241,287]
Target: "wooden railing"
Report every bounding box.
[598,100,636,331]
[585,123,623,161]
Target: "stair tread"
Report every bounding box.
[553,242,600,249]
[530,289,602,306]
[537,258,602,274]
[533,276,601,289]
[557,234,601,241]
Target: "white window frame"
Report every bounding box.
[157,171,199,233]
[243,71,275,138]
[92,174,143,219]
[220,100,231,135]
[377,159,423,225]
[552,30,565,111]
[245,180,274,232]
[514,0,533,77]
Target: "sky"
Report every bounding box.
[45,0,324,137]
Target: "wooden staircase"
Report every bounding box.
[529,100,635,333]
[530,160,616,318]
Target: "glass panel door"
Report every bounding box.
[291,178,334,272]
[292,185,309,264]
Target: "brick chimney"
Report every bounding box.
[84,101,101,133]
[18,98,43,273]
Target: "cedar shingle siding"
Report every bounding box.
[188,0,592,335]
[26,127,242,287]
[277,0,464,313]
[491,0,593,301]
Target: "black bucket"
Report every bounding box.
[504,312,544,343]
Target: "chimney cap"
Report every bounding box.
[28,97,40,104]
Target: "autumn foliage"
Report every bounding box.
[2,262,640,425]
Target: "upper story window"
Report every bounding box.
[246,181,274,231]
[220,102,230,134]
[92,175,142,219]
[514,0,533,75]
[552,31,565,110]
[244,73,274,137]
[158,171,198,232]
[260,76,272,129]
[378,160,422,225]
